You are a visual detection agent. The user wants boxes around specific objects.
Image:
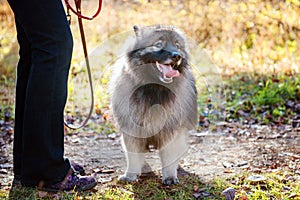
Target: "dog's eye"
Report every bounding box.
[154,41,163,48]
[175,42,181,49]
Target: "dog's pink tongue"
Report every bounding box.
[161,64,180,78]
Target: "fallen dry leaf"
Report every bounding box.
[222,187,236,200]
[247,175,266,182]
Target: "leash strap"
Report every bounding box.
[64,0,102,130]
[65,0,102,20]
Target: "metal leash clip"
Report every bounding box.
[66,8,71,25]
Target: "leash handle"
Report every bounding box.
[65,0,102,20]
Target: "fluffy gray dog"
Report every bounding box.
[110,25,197,185]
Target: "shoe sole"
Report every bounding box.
[41,181,97,192]
[79,181,97,191]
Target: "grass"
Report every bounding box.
[197,73,300,128]
[232,172,300,200]
[223,74,300,124]
[1,171,300,199]
[0,173,221,200]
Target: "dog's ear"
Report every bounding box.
[133,25,141,37]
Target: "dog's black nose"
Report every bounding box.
[171,52,181,62]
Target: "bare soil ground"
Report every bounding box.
[1,123,299,191]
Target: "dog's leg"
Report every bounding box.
[159,131,188,185]
[118,151,145,182]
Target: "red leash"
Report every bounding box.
[65,0,102,20]
[64,0,102,129]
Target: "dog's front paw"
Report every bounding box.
[118,174,138,183]
[162,177,179,185]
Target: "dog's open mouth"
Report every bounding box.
[155,59,181,83]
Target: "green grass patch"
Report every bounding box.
[3,171,300,199]
[2,173,224,200]
[198,73,300,127]
[231,171,300,200]
[225,74,299,124]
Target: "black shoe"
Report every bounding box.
[13,161,86,184]
[71,162,85,175]
[40,172,97,192]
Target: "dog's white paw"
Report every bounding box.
[162,176,179,185]
[118,174,138,183]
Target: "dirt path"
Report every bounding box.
[1,124,299,190]
[63,124,299,183]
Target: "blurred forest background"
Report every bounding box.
[0,0,299,126]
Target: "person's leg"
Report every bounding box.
[8,0,72,186]
[13,19,32,179]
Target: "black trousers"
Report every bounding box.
[8,0,72,186]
